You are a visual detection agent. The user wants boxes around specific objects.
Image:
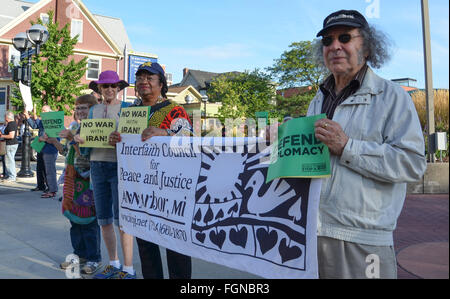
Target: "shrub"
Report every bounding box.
[412,89,449,160]
[412,90,449,132]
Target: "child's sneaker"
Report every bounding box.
[60,257,87,270]
[92,265,121,279]
[115,271,136,279]
[81,261,102,275]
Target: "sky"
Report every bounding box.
[29,0,450,88]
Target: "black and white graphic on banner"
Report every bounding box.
[192,143,310,270]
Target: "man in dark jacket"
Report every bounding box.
[24,106,52,192]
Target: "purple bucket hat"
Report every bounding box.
[89,70,129,93]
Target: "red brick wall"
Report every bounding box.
[0,45,11,78]
[0,0,126,108]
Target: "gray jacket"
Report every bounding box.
[307,68,426,246]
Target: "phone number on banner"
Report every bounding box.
[149,219,188,242]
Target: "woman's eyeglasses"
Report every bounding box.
[321,34,361,47]
[100,83,118,89]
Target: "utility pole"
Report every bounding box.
[421,0,435,163]
[123,44,128,102]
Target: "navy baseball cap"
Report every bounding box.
[316,10,369,37]
[135,61,165,77]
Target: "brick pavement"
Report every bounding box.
[1,158,448,279]
[394,194,449,279]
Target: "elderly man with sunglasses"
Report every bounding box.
[306,10,426,278]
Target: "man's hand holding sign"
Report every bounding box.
[314,119,349,156]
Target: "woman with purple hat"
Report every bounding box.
[74,70,136,279]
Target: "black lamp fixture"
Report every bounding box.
[12,24,49,178]
[12,32,33,52]
[26,24,49,54]
[12,32,33,84]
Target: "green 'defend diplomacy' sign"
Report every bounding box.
[267,114,331,183]
[41,111,65,138]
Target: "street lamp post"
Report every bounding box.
[201,95,208,132]
[421,0,436,163]
[12,24,49,178]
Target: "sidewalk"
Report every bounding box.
[0,158,448,279]
[0,158,258,279]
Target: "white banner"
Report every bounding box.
[19,81,33,112]
[117,135,320,279]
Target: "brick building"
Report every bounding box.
[0,0,157,123]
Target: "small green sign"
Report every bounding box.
[30,137,46,153]
[255,111,269,125]
[41,111,65,138]
[266,114,331,183]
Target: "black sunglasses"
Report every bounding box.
[101,83,118,89]
[321,34,361,47]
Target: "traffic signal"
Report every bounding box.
[12,65,31,85]
[12,66,21,82]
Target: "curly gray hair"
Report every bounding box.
[312,25,393,69]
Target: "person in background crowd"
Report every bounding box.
[29,106,59,199]
[75,70,136,279]
[0,111,19,182]
[24,106,51,192]
[90,91,102,104]
[0,123,6,179]
[307,9,426,278]
[14,113,25,137]
[109,62,193,279]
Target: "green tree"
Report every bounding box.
[268,40,328,92]
[275,91,316,118]
[208,69,278,121]
[10,10,87,114]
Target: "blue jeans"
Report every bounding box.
[70,220,101,262]
[90,161,119,227]
[1,154,6,176]
[43,153,58,192]
[5,144,18,180]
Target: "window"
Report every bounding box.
[0,88,6,105]
[71,19,83,42]
[8,47,21,72]
[40,13,49,25]
[0,87,6,122]
[165,73,173,86]
[86,58,101,80]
